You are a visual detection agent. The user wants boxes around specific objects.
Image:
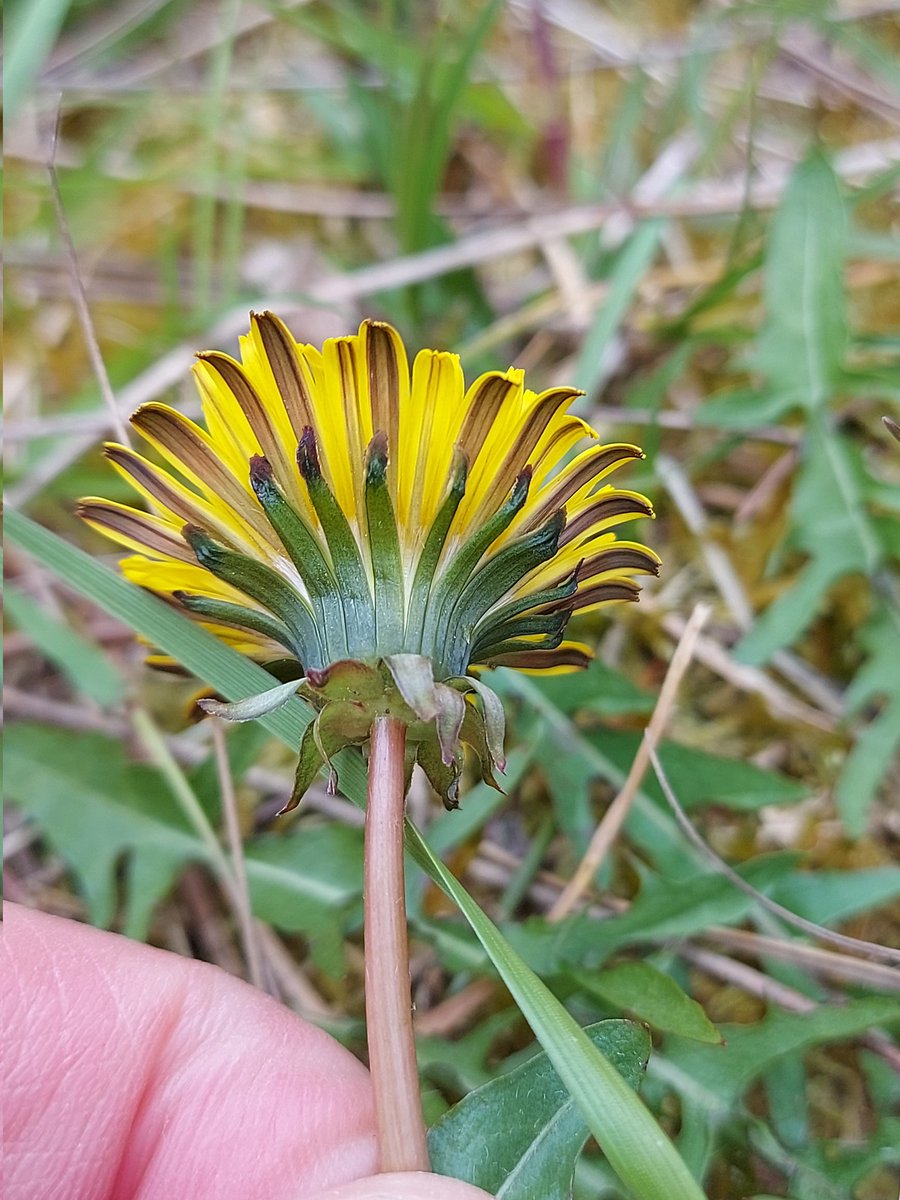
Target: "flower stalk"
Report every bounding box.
[364,714,430,1172]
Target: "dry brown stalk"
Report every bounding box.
[211,717,266,991]
[548,602,711,920]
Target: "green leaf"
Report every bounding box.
[768,867,900,927]
[753,149,847,412]
[4,583,125,707]
[588,730,808,812]
[534,730,596,850]
[836,604,900,835]
[736,423,883,664]
[245,824,364,977]
[404,822,707,1200]
[6,510,314,755]
[5,0,74,121]
[506,855,798,976]
[659,997,900,1111]
[5,722,195,936]
[428,1020,651,1199]
[574,221,665,396]
[506,658,655,717]
[5,721,364,961]
[734,556,846,666]
[574,962,722,1044]
[836,698,900,837]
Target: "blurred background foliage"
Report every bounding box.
[4,1,900,1197]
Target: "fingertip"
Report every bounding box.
[307,1172,494,1200]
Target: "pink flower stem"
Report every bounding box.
[364,714,430,1172]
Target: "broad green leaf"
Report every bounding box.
[574,963,721,1044]
[753,150,847,412]
[836,700,900,837]
[7,513,706,1199]
[5,583,124,707]
[245,825,364,977]
[734,556,847,666]
[500,671,702,877]
[769,867,900,927]
[6,509,315,754]
[593,855,796,951]
[534,733,596,850]
[588,729,808,811]
[836,605,900,835]
[657,997,900,1111]
[5,722,195,936]
[5,722,363,957]
[505,855,798,975]
[498,659,654,717]
[694,387,796,430]
[428,1020,651,1199]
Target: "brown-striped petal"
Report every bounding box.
[78,499,195,563]
[456,371,524,469]
[197,351,300,501]
[483,643,593,671]
[558,490,654,548]
[131,403,270,539]
[523,443,644,533]
[250,311,316,438]
[468,387,582,529]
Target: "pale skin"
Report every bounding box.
[2,903,493,1200]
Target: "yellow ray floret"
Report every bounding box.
[81,314,658,680]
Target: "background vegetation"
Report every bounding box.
[5,1,900,1197]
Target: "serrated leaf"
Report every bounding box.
[588,729,808,811]
[428,1020,650,1199]
[734,555,847,666]
[534,733,596,850]
[505,855,798,975]
[736,401,883,668]
[663,997,900,1111]
[575,962,722,1044]
[245,824,364,977]
[836,605,900,835]
[769,867,900,926]
[4,722,363,960]
[5,723,203,936]
[753,149,847,412]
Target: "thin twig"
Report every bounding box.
[648,741,900,967]
[46,102,130,448]
[254,924,335,1020]
[364,716,429,1172]
[659,611,838,732]
[548,602,711,920]
[210,717,266,990]
[131,707,239,907]
[700,928,900,995]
